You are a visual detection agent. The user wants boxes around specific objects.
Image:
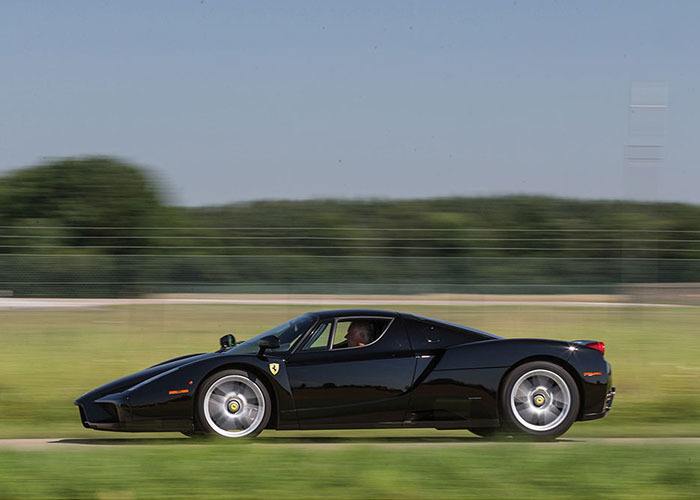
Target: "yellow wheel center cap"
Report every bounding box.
[533,395,546,407]
[227,400,241,413]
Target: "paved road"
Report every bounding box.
[0,296,688,309]
[1,437,699,450]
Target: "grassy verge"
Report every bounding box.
[1,303,699,437]
[0,443,698,499]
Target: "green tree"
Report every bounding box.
[0,157,165,296]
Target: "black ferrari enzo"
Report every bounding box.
[76,309,615,439]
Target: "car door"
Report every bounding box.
[285,315,416,428]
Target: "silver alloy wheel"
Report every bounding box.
[509,369,572,432]
[202,374,266,438]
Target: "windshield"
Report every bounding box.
[228,314,317,355]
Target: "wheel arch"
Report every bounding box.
[496,355,586,420]
[193,363,279,430]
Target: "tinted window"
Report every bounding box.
[406,320,486,350]
[300,321,332,351]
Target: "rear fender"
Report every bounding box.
[435,338,609,420]
[436,338,575,371]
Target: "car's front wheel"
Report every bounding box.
[196,369,271,438]
[500,361,579,439]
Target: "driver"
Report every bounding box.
[344,320,374,348]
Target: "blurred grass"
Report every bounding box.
[0,443,698,499]
[1,303,699,438]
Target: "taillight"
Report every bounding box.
[584,341,605,355]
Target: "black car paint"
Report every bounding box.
[75,309,613,433]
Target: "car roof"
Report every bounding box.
[307,309,501,339]
[311,309,400,319]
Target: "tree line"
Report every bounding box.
[2,157,700,297]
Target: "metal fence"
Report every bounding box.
[2,225,700,297]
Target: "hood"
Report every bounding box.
[75,352,212,404]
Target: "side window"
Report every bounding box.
[424,324,440,344]
[407,320,486,350]
[332,318,391,350]
[300,321,332,351]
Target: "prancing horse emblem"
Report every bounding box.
[269,363,280,376]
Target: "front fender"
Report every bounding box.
[125,353,296,429]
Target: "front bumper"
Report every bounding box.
[76,393,192,433]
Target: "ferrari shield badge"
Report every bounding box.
[269,362,280,376]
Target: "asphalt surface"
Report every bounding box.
[0,297,688,309]
[1,437,699,450]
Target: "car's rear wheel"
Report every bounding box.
[500,361,579,439]
[196,369,271,438]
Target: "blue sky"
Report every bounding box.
[1,1,699,205]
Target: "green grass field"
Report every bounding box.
[0,442,698,499]
[1,302,699,498]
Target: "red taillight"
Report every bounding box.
[584,341,606,355]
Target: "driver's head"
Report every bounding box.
[345,320,373,347]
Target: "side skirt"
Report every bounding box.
[293,419,500,430]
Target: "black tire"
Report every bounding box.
[499,361,579,439]
[196,369,272,439]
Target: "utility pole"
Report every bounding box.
[624,81,668,200]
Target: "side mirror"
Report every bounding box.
[220,334,236,350]
[257,335,280,357]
